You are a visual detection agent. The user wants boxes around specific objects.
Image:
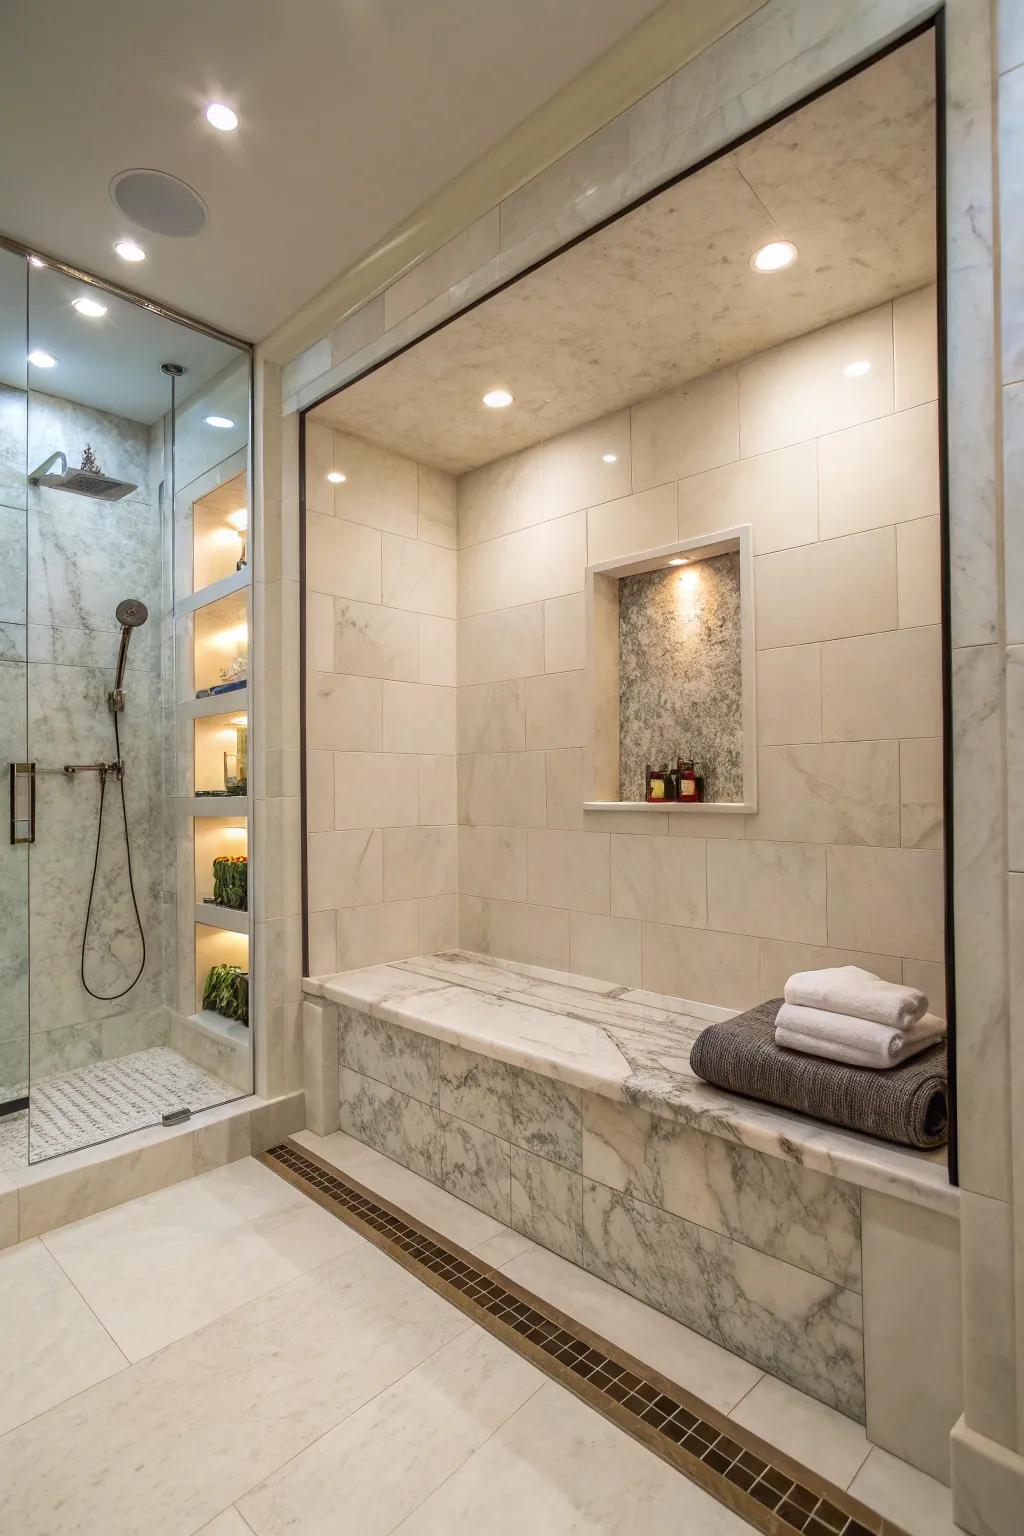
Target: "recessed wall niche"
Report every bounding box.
[586,527,756,813]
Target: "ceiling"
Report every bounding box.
[0,0,664,342]
[311,32,936,474]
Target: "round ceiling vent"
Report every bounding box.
[110,169,208,237]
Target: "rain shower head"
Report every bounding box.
[29,451,137,502]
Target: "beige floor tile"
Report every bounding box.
[728,1373,871,1490]
[41,1158,363,1361]
[192,1510,254,1535]
[0,1237,126,1435]
[238,1325,543,1536]
[848,1446,958,1536]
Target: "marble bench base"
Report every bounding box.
[305,992,963,1480]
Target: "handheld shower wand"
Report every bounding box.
[109,598,149,713]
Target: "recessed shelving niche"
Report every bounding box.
[193,586,248,698]
[192,468,248,591]
[193,708,248,798]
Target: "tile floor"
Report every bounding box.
[0,1047,239,1169]
[0,1132,961,1535]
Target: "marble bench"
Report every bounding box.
[303,950,962,1485]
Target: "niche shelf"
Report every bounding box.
[194,902,248,934]
[175,566,249,619]
[192,468,248,592]
[194,920,249,1025]
[192,587,248,699]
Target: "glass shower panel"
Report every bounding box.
[0,245,29,1170]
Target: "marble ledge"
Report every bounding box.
[306,949,957,1218]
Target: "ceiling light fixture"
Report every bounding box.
[114,238,146,263]
[750,240,798,273]
[482,389,514,409]
[667,556,689,567]
[72,296,107,318]
[327,470,347,484]
[28,255,45,269]
[602,453,618,464]
[205,102,239,132]
[205,415,234,429]
[843,359,872,378]
[27,349,56,368]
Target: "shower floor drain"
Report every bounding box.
[260,1139,904,1536]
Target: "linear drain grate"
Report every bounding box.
[261,1140,906,1536]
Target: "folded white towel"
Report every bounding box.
[775,1003,945,1070]
[783,965,927,1030]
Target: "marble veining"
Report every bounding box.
[311,949,954,1213]
[618,554,743,803]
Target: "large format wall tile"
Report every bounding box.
[459,894,571,972]
[439,1113,511,1224]
[457,512,586,616]
[383,825,458,902]
[438,1041,582,1169]
[542,409,631,516]
[527,829,610,914]
[569,911,642,988]
[641,921,761,1009]
[582,1180,865,1419]
[338,1006,439,1105]
[458,825,528,902]
[587,484,677,566]
[307,829,383,912]
[306,512,381,603]
[524,671,588,750]
[339,1064,440,1179]
[511,1146,583,1263]
[457,680,525,754]
[333,598,418,681]
[755,644,822,745]
[708,839,826,944]
[458,447,544,547]
[381,534,457,619]
[458,751,545,827]
[754,527,898,649]
[821,626,942,741]
[457,605,545,685]
[331,430,419,537]
[631,367,738,491]
[818,403,939,539]
[610,834,707,927]
[747,741,900,847]
[676,439,818,555]
[893,285,939,411]
[582,1094,861,1290]
[827,845,945,961]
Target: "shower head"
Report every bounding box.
[111,598,149,712]
[29,451,137,502]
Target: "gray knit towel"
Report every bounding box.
[689,999,948,1149]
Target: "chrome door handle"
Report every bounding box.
[10,762,35,844]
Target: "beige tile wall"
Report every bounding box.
[305,426,458,973]
[456,289,945,1010]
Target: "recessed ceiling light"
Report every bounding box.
[28,255,45,269]
[27,349,56,368]
[205,102,239,132]
[482,389,514,409]
[327,471,347,484]
[114,238,146,263]
[602,453,618,464]
[205,415,234,429]
[72,295,107,319]
[843,359,872,378]
[750,240,798,273]
[667,556,689,567]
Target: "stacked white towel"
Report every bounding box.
[776,966,945,1070]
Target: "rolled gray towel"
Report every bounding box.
[690,999,948,1149]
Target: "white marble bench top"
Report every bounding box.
[306,950,956,1217]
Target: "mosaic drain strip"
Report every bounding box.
[261,1140,908,1536]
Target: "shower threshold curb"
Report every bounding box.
[260,1138,907,1536]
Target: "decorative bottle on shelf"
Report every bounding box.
[676,758,703,802]
[645,764,667,802]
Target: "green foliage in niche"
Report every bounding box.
[212,855,247,910]
[203,963,249,1025]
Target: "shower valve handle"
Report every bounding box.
[63,761,125,781]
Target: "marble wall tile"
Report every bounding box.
[630,367,738,491]
[307,910,338,978]
[821,626,942,741]
[459,894,571,972]
[747,741,900,847]
[582,1093,861,1290]
[510,1062,582,1171]
[896,516,942,629]
[457,447,544,548]
[827,845,944,961]
[333,597,418,681]
[543,592,585,673]
[610,834,707,927]
[330,430,418,538]
[542,410,631,516]
[1005,383,1024,647]
[893,285,939,411]
[417,615,456,686]
[338,1064,440,1180]
[527,828,609,915]
[457,605,545,685]
[709,838,826,944]
[754,527,898,649]
[306,672,382,752]
[458,751,546,828]
[582,1180,864,1419]
[947,263,1000,650]
[418,754,457,826]
[386,210,500,329]
[676,439,818,556]
[382,681,455,755]
[439,1042,513,1140]
[307,829,383,913]
[336,900,420,971]
[417,464,457,550]
[738,302,894,457]
[417,893,458,952]
[900,737,943,850]
[302,1000,339,1137]
[510,1146,583,1263]
[338,1005,439,1105]
[457,825,528,902]
[1002,62,1024,383]
[334,752,418,829]
[545,748,585,831]
[587,484,677,567]
[382,534,457,619]
[457,680,526,754]
[457,511,586,616]
[570,912,642,989]
[499,113,632,250]
[756,644,821,745]
[861,1190,962,1484]
[305,590,333,672]
[439,1112,511,1224]
[760,939,903,1000]
[329,295,385,369]
[382,825,458,901]
[524,670,588,750]
[818,403,940,539]
[306,512,381,602]
[641,921,761,1009]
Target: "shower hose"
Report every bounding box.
[80,710,147,1000]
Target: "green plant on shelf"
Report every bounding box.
[211,854,247,910]
[202,963,249,1025]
